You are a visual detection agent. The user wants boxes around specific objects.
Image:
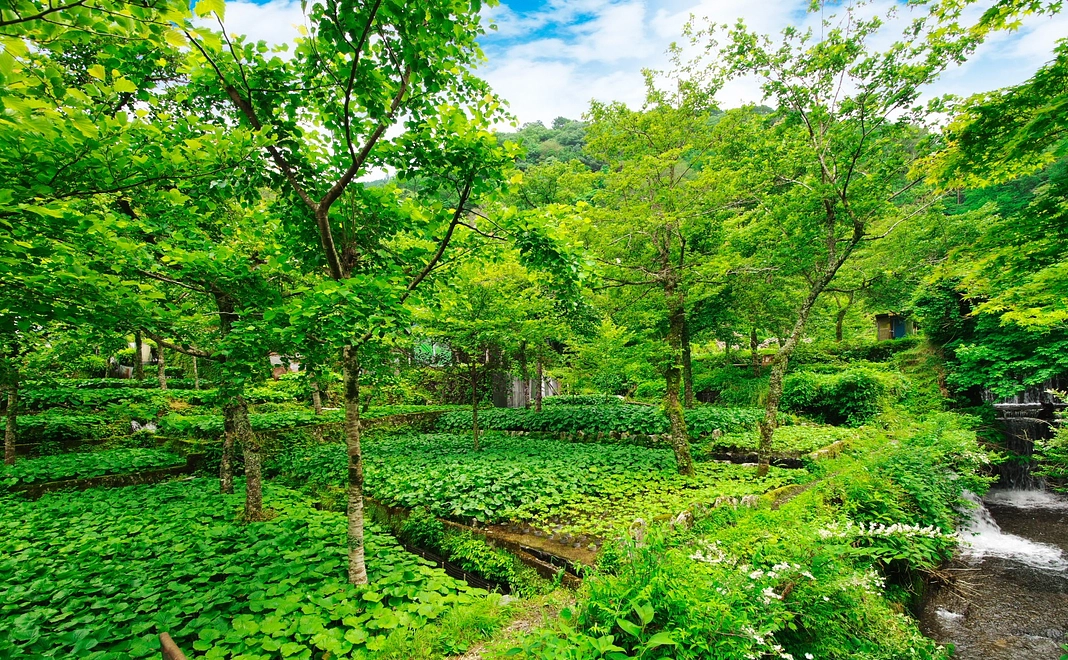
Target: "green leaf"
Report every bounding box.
[194,0,225,19]
[643,632,677,649]
[113,78,138,94]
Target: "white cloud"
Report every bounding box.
[219,0,305,47]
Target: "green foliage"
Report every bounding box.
[790,338,925,367]
[0,448,182,489]
[782,367,907,426]
[828,413,993,568]
[398,507,447,552]
[0,480,488,658]
[17,412,124,444]
[691,365,769,407]
[161,405,460,437]
[913,281,1068,399]
[439,532,550,598]
[1034,392,1068,492]
[436,405,767,438]
[271,433,807,538]
[25,378,205,391]
[509,412,990,660]
[21,386,166,412]
[543,395,623,407]
[700,425,855,457]
[370,595,509,659]
[396,510,550,596]
[498,118,600,171]
[683,407,771,436]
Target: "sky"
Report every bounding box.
[220,0,1068,127]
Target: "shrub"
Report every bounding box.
[633,380,666,400]
[692,365,768,407]
[782,366,906,426]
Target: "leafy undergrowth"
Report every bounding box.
[0,448,184,489]
[271,433,809,538]
[436,405,777,438]
[0,479,495,659]
[500,412,993,660]
[696,424,856,457]
[160,405,462,437]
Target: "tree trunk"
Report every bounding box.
[534,354,544,412]
[310,379,323,415]
[750,326,760,377]
[665,300,695,476]
[834,292,854,343]
[309,371,324,441]
[756,299,820,477]
[156,342,167,390]
[234,396,263,520]
[192,357,199,390]
[519,340,529,408]
[343,346,368,585]
[220,403,236,494]
[682,314,694,409]
[134,331,144,380]
[470,359,481,451]
[4,378,17,466]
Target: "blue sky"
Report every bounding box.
[223,0,1067,126]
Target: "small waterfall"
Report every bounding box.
[922,489,1068,659]
[958,491,1068,571]
[984,377,1066,488]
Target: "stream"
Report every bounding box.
[920,488,1068,659]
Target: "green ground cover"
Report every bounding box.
[697,425,856,457]
[435,405,772,438]
[0,480,493,659]
[271,433,808,538]
[160,405,462,437]
[0,448,184,489]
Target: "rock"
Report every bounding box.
[714,496,738,509]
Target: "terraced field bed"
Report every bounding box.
[270,432,812,540]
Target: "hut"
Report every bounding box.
[874,313,916,341]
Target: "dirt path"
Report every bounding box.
[454,592,576,660]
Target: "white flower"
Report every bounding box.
[805,654,814,659]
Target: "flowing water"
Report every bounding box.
[920,489,1068,659]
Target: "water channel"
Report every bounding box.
[921,382,1067,659]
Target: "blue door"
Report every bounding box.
[892,318,906,339]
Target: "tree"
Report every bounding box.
[924,41,1068,332]
[419,256,539,448]
[692,4,975,475]
[185,0,514,584]
[576,82,744,475]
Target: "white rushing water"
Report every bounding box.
[983,488,1068,511]
[958,491,1068,571]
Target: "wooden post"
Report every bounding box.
[160,633,187,660]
